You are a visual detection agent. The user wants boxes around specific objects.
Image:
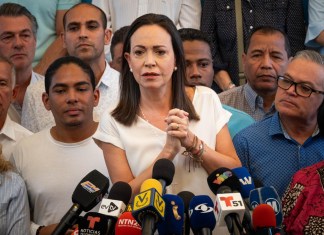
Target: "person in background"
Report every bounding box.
[282,101,324,234]
[305,0,324,54]
[178,27,255,138]
[11,56,109,235]
[92,0,201,61]
[0,3,43,123]
[0,57,31,160]
[0,0,80,75]
[93,14,241,203]
[201,0,305,91]
[233,50,324,198]
[21,3,120,133]
[0,144,30,235]
[109,25,129,72]
[219,26,291,121]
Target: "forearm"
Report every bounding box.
[315,30,324,46]
[33,37,67,75]
[214,70,235,91]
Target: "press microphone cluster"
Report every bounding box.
[52,169,110,235]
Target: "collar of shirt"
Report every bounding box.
[269,112,320,140]
[96,61,120,90]
[244,83,275,113]
[0,115,17,141]
[31,71,44,84]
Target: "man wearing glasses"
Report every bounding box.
[233,50,324,198]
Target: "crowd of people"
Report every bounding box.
[0,1,323,235]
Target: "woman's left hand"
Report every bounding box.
[165,108,193,148]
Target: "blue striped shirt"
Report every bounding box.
[0,171,30,235]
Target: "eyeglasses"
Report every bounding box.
[277,76,324,97]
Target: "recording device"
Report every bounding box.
[232,167,255,200]
[114,212,142,235]
[252,204,276,235]
[189,195,216,235]
[157,194,184,235]
[78,212,108,235]
[52,170,110,235]
[152,158,175,194]
[249,186,283,227]
[98,181,132,235]
[178,191,195,235]
[132,179,165,235]
[207,167,245,235]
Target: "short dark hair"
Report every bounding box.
[63,3,107,30]
[112,13,199,126]
[0,3,38,36]
[178,28,212,48]
[44,56,96,94]
[110,26,130,59]
[245,26,291,57]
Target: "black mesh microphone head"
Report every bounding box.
[207,167,241,195]
[177,191,195,213]
[108,181,132,205]
[72,170,110,211]
[152,159,175,186]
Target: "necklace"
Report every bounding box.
[139,106,149,122]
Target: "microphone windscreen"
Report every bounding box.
[140,178,162,194]
[157,194,184,235]
[108,181,132,204]
[78,212,108,235]
[177,191,195,212]
[152,159,175,186]
[207,167,241,194]
[252,204,276,229]
[232,167,255,199]
[189,195,216,232]
[72,169,109,211]
[249,186,282,227]
[115,212,142,235]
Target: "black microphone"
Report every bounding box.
[152,158,175,194]
[177,191,195,235]
[78,212,108,235]
[98,181,132,235]
[52,169,109,235]
[99,181,132,235]
[207,168,244,235]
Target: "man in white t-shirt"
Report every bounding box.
[0,3,44,123]
[0,58,31,160]
[12,56,109,235]
[22,3,120,133]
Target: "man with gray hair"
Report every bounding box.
[233,50,324,198]
[0,57,31,160]
[0,3,43,123]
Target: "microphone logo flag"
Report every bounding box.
[238,176,253,185]
[190,203,213,215]
[80,181,100,193]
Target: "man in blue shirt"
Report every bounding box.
[233,50,324,198]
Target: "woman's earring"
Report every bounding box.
[130,68,133,72]
[174,66,177,71]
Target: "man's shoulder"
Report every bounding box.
[235,115,273,138]
[219,85,245,103]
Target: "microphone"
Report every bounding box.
[249,186,283,227]
[178,191,195,235]
[232,167,255,200]
[98,181,132,235]
[252,204,276,235]
[189,195,216,235]
[207,168,245,235]
[52,170,109,235]
[157,194,184,235]
[78,212,108,235]
[152,158,175,194]
[132,179,165,235]
[232,167,255,234]
[115,212,142,235]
